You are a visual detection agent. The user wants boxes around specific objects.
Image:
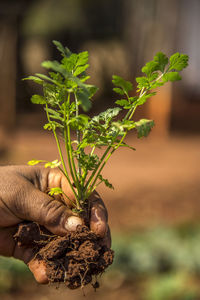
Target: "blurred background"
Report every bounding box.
[0,0,200,299]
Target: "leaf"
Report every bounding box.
[142,61,159,77]
[45,160,61,168]
[136,76,150,90]
[41,60,70,78]
[121,142,136,151]
[169,53,189,71]
[115,99,131,109]
[61,54,78,73]
[135,119,155,138]
[53,40,71,57]
[23,75,43,85]
[114,141,136,151]
[112,75,133,94]
[76,51,89,67]
[45,107,63,121]
[98,174,114,190]
[163,72,182,82]
[31,95,46,105]
[137,93,156,106]
[153,52,168,72]
[68,114,90,131]
[28,160,45,166]
[48,187,63,196]
[98,107,121,121]
[73,64,89,76]
[76,88,92,111]
[35,73,60,85]
[113,87,125,96]
[84,84,98,98]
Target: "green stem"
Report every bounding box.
[85,87,147,196]
[64,94,82,207]
[86,71,167,197]
[64,95,77,181]
[75,93,81,178]
[45,103,78,201]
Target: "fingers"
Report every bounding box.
[10,181,82,236]
[28,260,48,284]
[89,191,111,247]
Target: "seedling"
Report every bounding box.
[25,41,188,215]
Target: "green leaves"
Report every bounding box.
[169,53,189,71]
[135,119,155,138]
[112,75,133,95]
[153,52,168,72]
[31,95,46,104]
[98,175,114,190]
[25,42,189,206]
[163,72,182,82]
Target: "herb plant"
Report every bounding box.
[25,41,188,214]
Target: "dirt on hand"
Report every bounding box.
[13,222,114,290]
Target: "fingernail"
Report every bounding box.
[65,216,83,231]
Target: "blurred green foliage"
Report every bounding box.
[0,257,32,293]
[112,225,200,276]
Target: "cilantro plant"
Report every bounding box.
[25,41,188,213]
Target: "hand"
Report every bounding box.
[0,165,111,283]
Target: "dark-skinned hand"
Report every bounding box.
[0,165,111,283]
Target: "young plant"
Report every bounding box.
[25,41,188,215]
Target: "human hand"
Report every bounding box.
[0,165,111,283]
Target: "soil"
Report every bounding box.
[13,222,114,289]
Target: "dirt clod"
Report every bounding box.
[14,222,114,289]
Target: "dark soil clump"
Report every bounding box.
[14,222,114,289]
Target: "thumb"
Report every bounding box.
[12,183,83,236]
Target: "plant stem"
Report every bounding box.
[45,104,78,201]
[85,83,152,196]
[75,93,82,178]
[64,94,82,207]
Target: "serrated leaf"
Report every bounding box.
[136,76,150,89]
[98,174,114,190]
[94,107,121,123]
[35,73,59,85]
[153,52,168,72]
[112,75,133,94]
[169,53,189,71]
[115,99,131,109]
[42,60,70,79]
[84,84,98,98]
[76,51,89,67]
[142,61,159,77]
[76,89,92,111]
[31,95,46,105]
[23,75,43,85]
[163,72,182,82]
[61,54,78,73]
[68,114,90,131]
[113,87,125,95]
[135,119,155,138]
[45,107,63,121]
[53,40,71,57]
[73,64,89,76]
